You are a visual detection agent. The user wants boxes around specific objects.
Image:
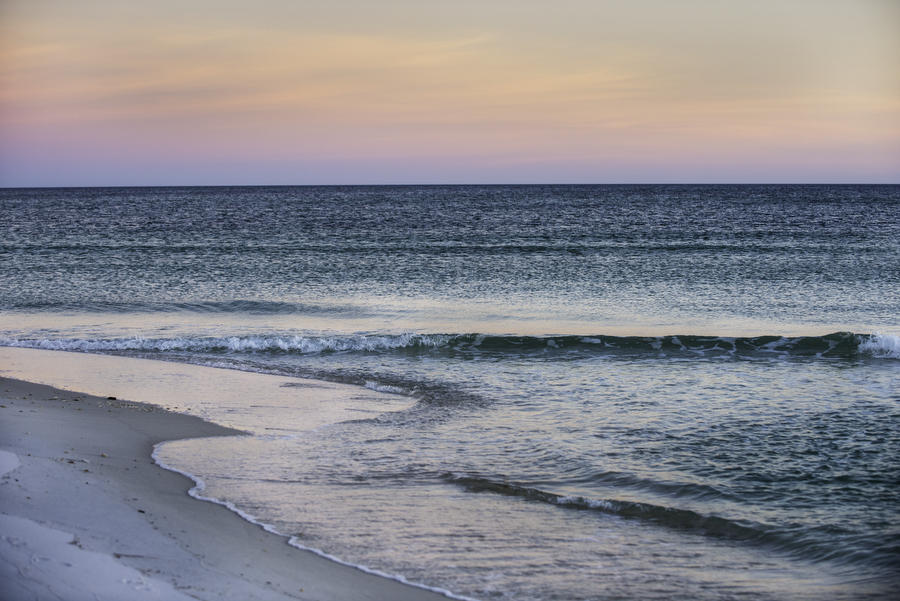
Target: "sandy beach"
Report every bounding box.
[0,371,452,601]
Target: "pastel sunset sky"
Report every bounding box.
[2,0,898,186]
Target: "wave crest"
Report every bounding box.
[858,332,900,358]
[444,475,899,570]
[0,331,895,360]
[0,333,451,354]
[0,332,900,359]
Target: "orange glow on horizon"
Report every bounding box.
[2,0,898,185]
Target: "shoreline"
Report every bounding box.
[0,373,454,601]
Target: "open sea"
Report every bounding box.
[1,184,898,600]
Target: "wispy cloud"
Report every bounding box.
[1,0,898,184]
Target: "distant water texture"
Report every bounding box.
[1,185,898,600]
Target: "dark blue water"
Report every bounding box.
[2,185,899,599]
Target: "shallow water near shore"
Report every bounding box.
[2,185,899,599]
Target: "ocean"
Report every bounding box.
[1,184,898,600]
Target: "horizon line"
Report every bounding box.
[2,182,899,190]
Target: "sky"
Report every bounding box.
[1,0,898,186]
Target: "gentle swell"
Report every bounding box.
[1,332,897,360]
[444,475,899,570]
[446,475,766,540]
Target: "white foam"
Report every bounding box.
[151,444,476,601]
[284,539,479,601]
[859,333,900,359]
[556,495,615,511]
[364,380,407,395]
[0,333,454,354]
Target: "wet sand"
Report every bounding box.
[0,374,452,601]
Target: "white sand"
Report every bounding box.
[0,512,195,601]
[0,353,455,601]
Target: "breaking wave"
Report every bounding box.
[1,332,897,360]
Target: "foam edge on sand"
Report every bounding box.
[0,376,456,601]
